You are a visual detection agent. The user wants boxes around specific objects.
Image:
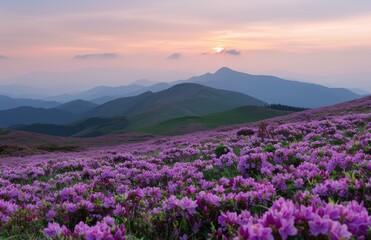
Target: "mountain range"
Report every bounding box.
[8,83,267,136]
[0,67,363,137]
[40,67,360,108]
[0,107,79,128]
[183,67,359,108]
[0,95,60,111]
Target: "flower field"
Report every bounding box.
[0,100,370,239]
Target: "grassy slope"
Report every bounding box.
[16,117,131,138]
[85,83,266,119]
[140,105,292,135]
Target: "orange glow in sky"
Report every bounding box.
[0,0,371,91]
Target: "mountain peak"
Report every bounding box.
[214,67,235,74]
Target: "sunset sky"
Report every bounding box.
[1,0,371,91]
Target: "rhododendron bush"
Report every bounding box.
[0,110,370,239]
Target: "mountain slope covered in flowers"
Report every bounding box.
[0,97,370,239]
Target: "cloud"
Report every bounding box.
[167,52,182,60]
[74,52,119,60]
[0,55,9,60]
[224,49,241,55]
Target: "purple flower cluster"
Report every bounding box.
[0,108,370,239]
[44,219,126,240]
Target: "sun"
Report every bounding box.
[214,47,225,53]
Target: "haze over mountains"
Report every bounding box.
[0,95,60,111]
[2,67,359,106]
[0,67,363,137]
[1,83,265,129]
[85,83,265,118]
[183,67,359,108]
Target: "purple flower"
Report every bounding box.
[113,205,126,216]
[329,221,352,240]
[103,216,115,226]
[278,218,298,240]
[66,202,77,213]
[308,215,330,236]
[113,224,126,240]
[44,222,64,238]
[178,197,198,215]
[245,223,274,240]
[86,226,104,240]
[74,221,90,236]
[218,212,240,227]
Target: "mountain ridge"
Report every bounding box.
[183,67,359,108]
[0,95,60,110]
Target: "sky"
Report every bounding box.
[0,0,371,92]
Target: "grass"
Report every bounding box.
[140,105,292,135]
[36,144,80,152]
[203,165,240,181]
[0,144,80,157]
[0,128,9,135]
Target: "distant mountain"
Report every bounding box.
[0,67,193,95]
[45,84,145,103]
[44,82,172,104]
[14,83,266,136]
[0,107,79,128]
[182,67,360,108]
[0,84,47,98]
[54,100,98,114]
[77,84,144,100]
[131,79,157,86]
[89,83,171,104]
[86,83,265,120]
[0,95,60,110]
[349,88,370,96]
[140,105,293,135]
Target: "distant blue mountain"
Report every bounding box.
[4,67,360,110]
[182,67,360,108]
[45,83,171,104]
[53,99,98,114]
[0,107,79,128]
[0,95,60,110]
[84,83,169,104]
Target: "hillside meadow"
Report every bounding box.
[0,97,370,239]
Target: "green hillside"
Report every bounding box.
[139,105,293,135]
[17,117,130,138]
[85,83,266,119]
[13,84,271,137]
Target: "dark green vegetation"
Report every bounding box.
[0,144,80,157]
[17,117,130,138]
[0,130,156,157]
[17,105,292,137]
[0,128,9,135]
[267,103,309,112]
[141,105,292,135]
